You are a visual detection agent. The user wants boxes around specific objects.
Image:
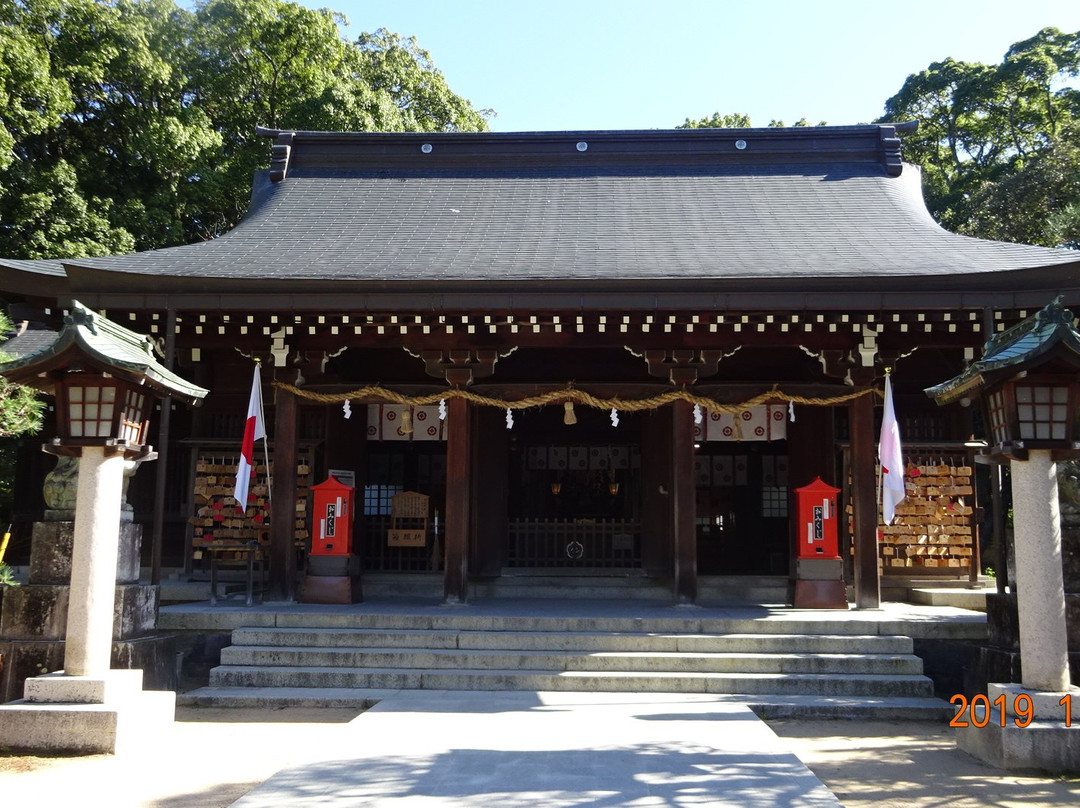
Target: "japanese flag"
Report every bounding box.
[233,363,266,511]
[879,374,905,525]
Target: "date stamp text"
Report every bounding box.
[950,693,1073,728]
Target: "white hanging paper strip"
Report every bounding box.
[789,400,796,422]
[505,408,514,430]
[343,400,352,419]
[693,403,703,425]
[610,408,620,427]
[438,398,447,420]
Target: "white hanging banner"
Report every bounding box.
[367,404,445,441]
[703,405,786,442]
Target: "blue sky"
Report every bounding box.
[307,0,1080,132]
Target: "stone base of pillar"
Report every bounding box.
[0,519,175,702]
[0,669,174,754]
[0,635,178,703]
[957,683,1080,774]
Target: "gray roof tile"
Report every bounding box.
[6,127,1080,293]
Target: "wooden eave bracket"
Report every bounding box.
[640,349,726,385]
[420,348,502,386]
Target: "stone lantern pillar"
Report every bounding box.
[0,302,207,753]
[927,298,1080,772]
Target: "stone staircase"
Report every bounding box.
[179,611,953,719]
[360,573,792,602]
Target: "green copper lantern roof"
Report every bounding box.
[926,297,1080,406]
[0,300,208,405]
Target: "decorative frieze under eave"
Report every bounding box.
[82,308,1029,343]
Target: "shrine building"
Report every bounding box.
[3,123,1080,606]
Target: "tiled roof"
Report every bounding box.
[3,126,1079,296]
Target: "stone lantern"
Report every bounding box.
[0,301,207,753]
[927,297,1080,772]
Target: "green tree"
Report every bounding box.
[0,0,71,181]
[678,112,825,129]
[0,0,488,255]
[188,1,489,239]
[678,112,752,129]
[879,26,1080,246]
[354,28,491,133]
[0,309,43,437]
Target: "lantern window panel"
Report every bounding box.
[1016,384,1070,441]
[987,390,1010,446]
[119,389,146,444]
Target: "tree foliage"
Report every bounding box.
[0,0,489,256]
[0,310,43,438]
[878,27,1080,246]
[678,112,825,129]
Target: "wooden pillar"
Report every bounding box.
[470,406,507,577]
[640,409,673,577]
[850,389,880,608]
[150,307,176,586]
[672,400,697,603]
[444,396,471,603]
[269,386,298,600]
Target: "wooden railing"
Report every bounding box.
[507,518,642,569]
[359,517,643,571]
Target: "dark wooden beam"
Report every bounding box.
[850,388,880,608]
[150,307,176,586]
[444,396,471,603]
[75,276,1080,314]
[269,386,298,600]
[672,400,697,604]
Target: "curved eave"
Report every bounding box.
[927,327,1080,405]
[0,322,208,405]
[62,259,1080,313]
[0,259,70,300]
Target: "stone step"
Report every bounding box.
[228,627,915,654]
[236,612,930,637]
[908,588,988,611]
[176,685,955,720]
[219,645,925,675]
[208,664,936,697]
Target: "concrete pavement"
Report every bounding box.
[230,690,842,807]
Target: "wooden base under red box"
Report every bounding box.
[300,575,363,604]
[793,579,848,609]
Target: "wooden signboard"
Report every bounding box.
[388,529,427,547]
